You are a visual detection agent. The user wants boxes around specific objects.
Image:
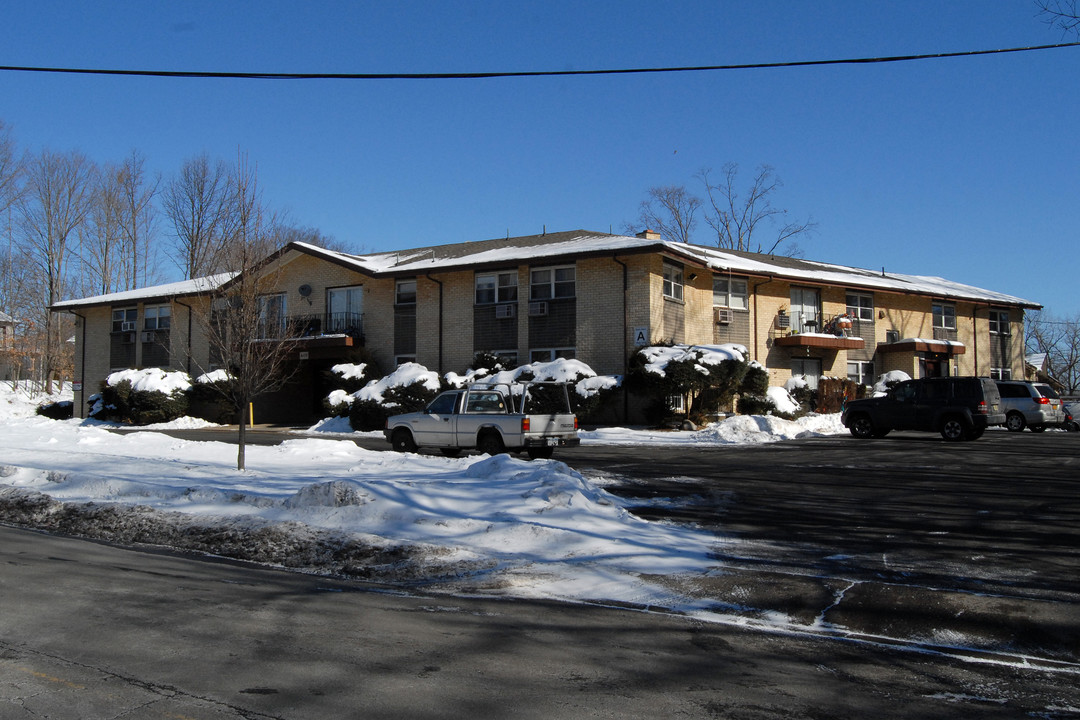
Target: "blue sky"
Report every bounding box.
[2,1,1077,315]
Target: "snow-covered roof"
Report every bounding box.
[52,230,1040,309]
[0,310,13,323]
[52,273,236,310]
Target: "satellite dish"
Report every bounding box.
[298,284,312,297]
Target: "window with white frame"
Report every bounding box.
[713,276,748,310]
[111,307,137,332]
[989,309,1010,335]
[847,361,875,386]
[530,266,575,300]
[475,271,518,304]
[990,367,1012,380]
[662,262,684,301]
[143,305,171,331]
[932,302,957,330]
[529,347,576,363]
[396,279,417,306]
[846,292,874,321]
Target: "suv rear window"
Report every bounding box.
[1034,384,1060,399]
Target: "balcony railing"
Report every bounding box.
[257,312,364,343]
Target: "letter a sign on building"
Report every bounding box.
[633,326,649,347]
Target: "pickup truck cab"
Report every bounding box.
[384,382,580,459]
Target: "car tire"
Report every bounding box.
[965,426,985,440]
[391,429,417,453]
[848,414,875,439]
[1005,412,1026,432]
[940,416,968,442]
[527,447,554,460]
[477,432,505,456]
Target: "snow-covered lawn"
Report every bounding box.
[0,384,844,615]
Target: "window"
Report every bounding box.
[530,266,575,300]
[990,367,1012,380]
[475,271,518,304]
[396,279,417,306]
[791,358,822,390]
[662,262,684,301]
[713,276,748,310]
[144,305,171,331]
[257,293,286,335]
[111,307,137,332]
[529,347,576,363]
[847,361,875,386]
[328,286,364,333]
[846,293,874,321]
[790,287,821,333]
[427,393,459,415]
[932,303,956,330]
[989,309,1010,335]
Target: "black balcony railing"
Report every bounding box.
[258,312,364,343]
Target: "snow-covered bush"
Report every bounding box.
[187,371,239,424]
[97,369,191,425]
[466,357,620,420]
[738,384,800,420]
[345,363,443,431]
[35,400,73,420]
[874,370,910,396]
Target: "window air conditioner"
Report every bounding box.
[714,307,733,324]
[495,303,516,319]
[528,301,548,317]
[121,321,136,332]
[141,331,156,343]
[122,332,136,344]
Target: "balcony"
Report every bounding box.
[774,332,865,350]
[257,312,364,347]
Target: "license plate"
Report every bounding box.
[547,438,559,446]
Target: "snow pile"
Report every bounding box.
[579,413,844,446]
[107,368,192,395]
[352,362,440,405]
[0,383,74,418]
[0,414,720,609]
[196,369,233,384]
[638,344,748,376]
[766,386,800,415]
[331,362,368,382]
[874,370,911,395]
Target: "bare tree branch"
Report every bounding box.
[1037,0,1080,35]
[630,185,700,244]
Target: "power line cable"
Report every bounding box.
[1,41,1078,81]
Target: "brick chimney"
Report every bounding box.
[636,229,662,240]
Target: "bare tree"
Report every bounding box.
[117,149,160,289]
[1026,310,1080,393]
[190,154,301,470]
[163,153,234,279]
[0,120,22,217]
[629,185,700,244]
[81,162,125,296]
[18,149,95,392]
[698,163,815,256]
[1037,0,1080,34]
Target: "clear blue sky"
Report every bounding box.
[2,1,1077,315]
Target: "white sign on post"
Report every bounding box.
[633,326,649,347]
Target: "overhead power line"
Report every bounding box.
[1,41,1079,81]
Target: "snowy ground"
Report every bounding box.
[0,384,845,616]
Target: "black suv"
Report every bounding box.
[841,376,1005,441]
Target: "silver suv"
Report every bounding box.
[995,380,1065,432]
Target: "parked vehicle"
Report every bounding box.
[1063,402,1078,432]
[841,376,1005,441]
[995,380,1066,432]
[384,382,580,459]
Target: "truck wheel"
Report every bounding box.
[391,429,417,453]
[477,432,505,456]
[1005,412,1026,432]
[939,416,968,441]
[848,414,875,439]
[527,447,554,460]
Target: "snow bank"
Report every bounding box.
[766,386,801,415]
[107,368,191,395]
[353,362,440,405]
[638,344,747,377]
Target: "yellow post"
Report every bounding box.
[249,402,254,426]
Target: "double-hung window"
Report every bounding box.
[530,266,575,300]
[662,262,684,301]
[846,292,873,321]
[989,309,1010,335]
[111,308,137,332]
[475,271,518,304]
[932,302,957,330]
[713,276,748,310]
[144,305,171,331]
[396,279,417,306]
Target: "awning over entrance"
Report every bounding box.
[876,338,966,355]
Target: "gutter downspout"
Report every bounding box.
[751,276,775,364]
[612,255,629,424]
[175,299,194,375]
[71,310,87,419]
[425,273,444,374]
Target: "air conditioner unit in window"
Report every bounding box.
[528,301,548,317]
[141,331,156,343]
[121,321,136,332]
[776,313,790,329]
[886,330,900,344]
[714,307,733,324]
[495,303,516,319]
[122,332,136,344]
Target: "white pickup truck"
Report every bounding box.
[383,382,580,459]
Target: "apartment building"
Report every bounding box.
[53,230,1039,422]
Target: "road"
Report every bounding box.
[5,426,1078,718]
[2,524,1079,720]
